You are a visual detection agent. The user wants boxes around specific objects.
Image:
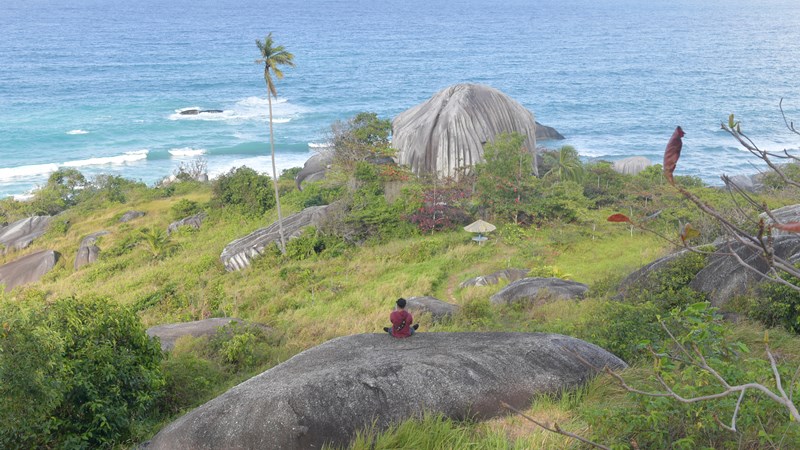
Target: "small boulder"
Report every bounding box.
[119,211,146,223]
[612,156,652,176]
[146,318,265,351]
[490,277,589,305]
[220,205,331,271]
[167,212,207,235]
[144,332,625,450]
[460,268,530,288]
[0,216,52,254]
[405,296,460,322]
[295,153,332,191]
[0,250,60,292]
[74,231,110,270]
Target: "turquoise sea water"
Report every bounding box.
[2,0,800,198]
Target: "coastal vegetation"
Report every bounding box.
[2,116,800,448]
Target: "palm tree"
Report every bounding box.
[256,33,295,254]
[544,145,585,184]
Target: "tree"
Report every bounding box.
[543,145,585,184]
[256,33,295,254]
[326,112,393,173]
[475,132,536,224]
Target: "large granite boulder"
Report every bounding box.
[74,231,110,270]
[146,318,265,351]
[690,236,800,306]
[460,268,530,288]
[615,250,690,299]
[295,153,331,191]
[167,212,207,235]
[612,156,652,176]
[119,210,146,223]
[144,332,625,450]
[0,250,59,292]
[490,277,589,305]
[392,84,560,178]
[221,205,332,271]
[405,296,460,322]
[0,216,52,254]
[763,204,800,237]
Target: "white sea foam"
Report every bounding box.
[63,150,149,168]
[0,150,151,183]
[168,96,302,122]
[308,142,332,149]
[169,147,207,157]
[66,129,89,135]
[0,163,60,182]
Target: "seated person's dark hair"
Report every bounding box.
[396,298,407,308]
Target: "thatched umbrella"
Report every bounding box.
[464,219,496,243]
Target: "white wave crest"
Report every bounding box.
[63,150,149,168]
[169,147,207,157]
[308,142,332,149]
[0,151,150,183]
[0,163,60,182]
[168,97,303,122]
[66,129,89,135]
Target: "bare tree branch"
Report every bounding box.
[500,401,610,450]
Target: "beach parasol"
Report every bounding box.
[464,219,496,243]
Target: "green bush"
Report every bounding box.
[622,251,708,311]
[158,352,224,415]
[170,199,202,220]
[749,271,800,333]
[211,166,276,215]
[0,296,164,449]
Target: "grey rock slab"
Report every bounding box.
[612,156,652,176]
[144,332,625,450]
[146,318,263,351]
[0,250,59,292]
[460,268,530,288]
[0,216,52,254]
[763,204,800,237]
[119,210,146,223]
[74,231,110,270]
[405,296,460,322]
[392,83,547,178]
[490,277,589,305]
[220,205,331,271]
[295,153,331,191]
[167,212,207,235]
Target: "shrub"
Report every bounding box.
[749,271,800,333]
[0,296,164,448]
[622,251,708,311]
[158,352,223,415]
[171,198,202,220]
[211,166,276,215]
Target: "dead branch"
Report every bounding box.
[500,401,610,450]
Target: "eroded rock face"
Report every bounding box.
[167,212,207,235]
[763,204,800,237]
[295,153,331,191]
[0,250,59,292]
[490,277,589,305]
[220,205,331,271]
[146,318,266,351]
[460,268,530,288]
[0,216,52,254]
[144,332,625,450]
[405,296,460,322]
[612,156,652,175]
[74,231,110,270]
[119,211,146,223]
[393,84,557,178]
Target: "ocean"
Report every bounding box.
[2,0,800,199]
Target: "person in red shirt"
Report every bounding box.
[383,297,419,338]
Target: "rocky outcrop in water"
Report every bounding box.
[167,212,207,235]
[144,332,625,450]
[0,250,59,292]
[460,268,530,288]
[220,205,332,271]
[612,156,652,175]
[490,277,589,305]
[0,216,52,254]
[74,231,109,270]
[405,296,459,322]
[392,84,559,178]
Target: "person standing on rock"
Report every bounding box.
[384,297,418,338]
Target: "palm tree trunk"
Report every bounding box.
[268,93,287,254]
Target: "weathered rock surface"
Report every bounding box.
[144,332,625,450]
[0,216,52,254]
[119,210,146,223]
[405,296,460,321]
[612,156,652,175]
[74,231,110,270]
[535,121,565,140]
[490,277,589,305]
[460,268,530,288]
[393,84,557,178]
[146,318,262,351]
[220,205,331,271]
[615,250,689,299]
[295,153,331,190]
[167,212,207,235]
[0,250,59,292]
[690,236,800,306]
[763,204,800,237]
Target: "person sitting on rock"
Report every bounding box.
[383,297,419,338]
